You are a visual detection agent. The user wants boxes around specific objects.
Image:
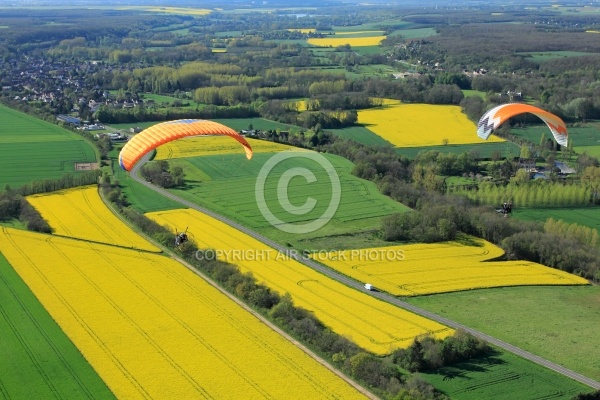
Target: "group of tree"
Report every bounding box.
[140,160,185,189]
[0,188,49,233]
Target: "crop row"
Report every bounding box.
[0,227,365,399]
[146,208,453,355]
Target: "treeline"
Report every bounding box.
[94,104,258,124]
[393,330,490,372]
[102,184,492,399]
[454,181,592,208]
[0,189,50,233]
[140,160,185,189]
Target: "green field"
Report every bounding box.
[0,105,97,187]
[517,51,600,62]
[509,123,600,147]
[327,126,393,146]
[407,285,600,381]
[576,145,600,158]
[0,252,115,399]
[422,349,592,400]
[388,27,438,39]
[462,90,487,99]
[161,152,410,249]
[395,141,520,159]
[512,206,600,232]
[110,147,182,212]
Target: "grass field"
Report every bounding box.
[387,27,438,39]
[0,104,97,187]
[314,237,588,296]
[357,103,504,147]
[516,51,600,62]
[26,186,161,251]
[421,349,592,399]
[0,252,115,399]
[395,141,520,159]
[509,123,600,147]
[110,149,182,213]
[407,285,600,381]
[462,90,487,99]
[326,126,394,147]
[575,145,600,158]
[162,151,410,249]
[512,207,600,232]
[0,227,367,399]
[147,208,453,355]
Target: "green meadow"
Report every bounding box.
[421,349,592,400]
[0,105,97,187]
[0,253,115,399]
[512,207,600,232]
[395,141,520,159]
[327,126,393,146]
[407,285,600,381]
[509,123,600,147]
[163,152,410,249]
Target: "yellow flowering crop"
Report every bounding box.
[0,227,366,399]
[155,136,305,160]
[313,238,589,296]
[308,36,386,47]
[358,103,505,147]
[146,209,453,355]
[27,186,160,252]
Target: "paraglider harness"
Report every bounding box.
[175,227,189,247]
[496,202,513,217]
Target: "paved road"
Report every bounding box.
[131,154,600,390]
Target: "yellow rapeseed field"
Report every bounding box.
[358,103,505,147]
[26,186,161,252]
[308,36,386,47]
[155,136,306,160]
[313,238,589,296]
[0,227,367,399]
[146,209,453,355]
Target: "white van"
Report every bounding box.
[364,283,373,291]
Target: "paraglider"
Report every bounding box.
[477,103,568,147]
[174,227,189,247]
[118,119,253,171]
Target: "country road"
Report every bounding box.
[131,153,600,391]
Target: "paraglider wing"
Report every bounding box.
[118,119,253,171]
[477,103,568,147]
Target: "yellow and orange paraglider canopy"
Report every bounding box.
[477,103,568,147]
[118,119,253,171]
